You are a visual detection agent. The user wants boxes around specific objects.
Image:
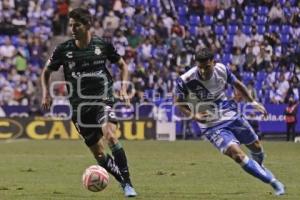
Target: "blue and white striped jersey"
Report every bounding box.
[175,63,239,128]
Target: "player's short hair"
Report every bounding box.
[195,48,214,63]
[69,8,92,27]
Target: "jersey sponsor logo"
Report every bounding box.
[66,52,73,58]
[68,61,76,69]
[93,60,105,65]
[95,46,101,55]
[71,70,103,79]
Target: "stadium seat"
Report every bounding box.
[178,15,187,26]
[189,15,201,26]
[214,25,225,36]
[135,25,145,35]
[257,25,266,35]
[222,54,232,64]
[242,25,252,36]
[149,0,159,7]
[280,34,290,44]
[188,26,198,36]
[226,34,235,45]
[203,15,214,25]
[258,6,269,16]
[278,0,286,5]
[245,6,255,16]
[268,25,280,33]
[178,5,188,16]
[134,0,148,6]
[227,24,238,35]
[223,45,232,53]
[281,25,291,34]
[257,16,267,25]
[11,35,19,46]
[243,16,253,25]
[0,35,5,45]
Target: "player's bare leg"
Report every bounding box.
[102,122,137,197]
[224,144,285,195]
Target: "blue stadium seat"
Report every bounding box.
[135,25,145,35]
[178,5,188,16]
[243,16,253,25]
[135,0,148,6]
[188,26,198,36]
[257,71,267,81]
[227,24,238,35]
[242,25,252,36]
[226,34,235,44]
[189,15,201,26]
[178,15,187,26]
[222,54,232,64]
[149,0,159,7]
[242,72,254,85]
[283,7,291,17]
[280,34,290,44]
[11,35,19,46]
[281,25,291,34]
[223,45,232,53]
[0,35,5,45]
[245,6,255,16]
[278,0,286,5]
[257,25,266,35]
[258,6,269,16]
[268,25,280,33]
[257,16,267,25]
[203,15,214,25]
[214,25,225,36]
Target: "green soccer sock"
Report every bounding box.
[97,153,124,184]
[110,142,132,186]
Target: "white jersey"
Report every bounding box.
[175,63,239,129]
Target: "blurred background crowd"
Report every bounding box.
[0,0,299,110]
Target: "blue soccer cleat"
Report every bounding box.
[271,180,285,196]
[122,183,137,197]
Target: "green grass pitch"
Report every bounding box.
[0,140,299,200]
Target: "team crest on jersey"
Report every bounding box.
[68,61,76,69]
[95,46,101,55]
[66,52,73,58]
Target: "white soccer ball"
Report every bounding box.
[82,165,109,192]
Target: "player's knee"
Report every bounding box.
[225,146,246,163]
[105,132,118,145]
[231,153,246,163]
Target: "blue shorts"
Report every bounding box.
[204,117,258,153]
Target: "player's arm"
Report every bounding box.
[41,64,54,110]
[233,79,267,116]
[41,45,63,110]
[117,57,130,105]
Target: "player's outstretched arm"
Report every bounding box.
[41,65,53,111]
[233,80,268,116]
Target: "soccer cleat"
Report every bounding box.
[122,183,137,197]
[271,180,285,196]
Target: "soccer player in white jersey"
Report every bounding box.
[175,48,285,196]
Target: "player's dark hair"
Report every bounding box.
[69,8,92,27]
[195,48,214,63]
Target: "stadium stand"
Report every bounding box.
[0,0,299,117]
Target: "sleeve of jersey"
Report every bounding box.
[175,77,188,102]
[106,42,121,63]
[46,45,63,71]
[225,66,238,84]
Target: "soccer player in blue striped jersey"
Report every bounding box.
[175,48,285,196]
